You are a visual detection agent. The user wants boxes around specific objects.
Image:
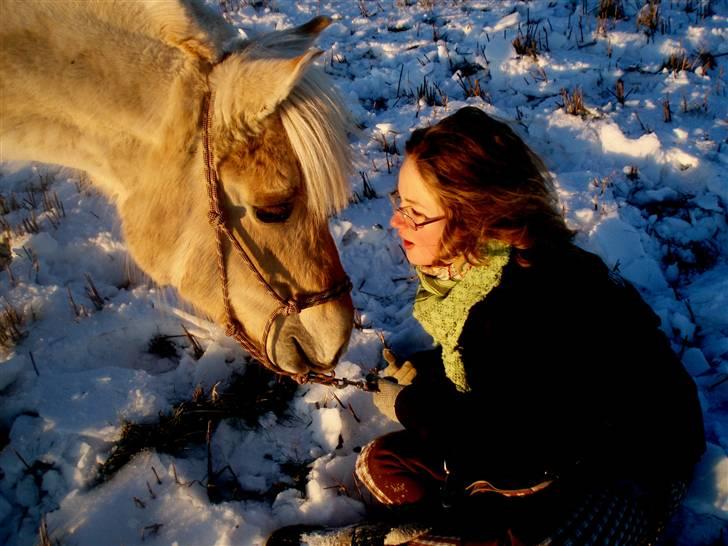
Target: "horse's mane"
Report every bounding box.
[280,68,353,221]
[203,12,353,222]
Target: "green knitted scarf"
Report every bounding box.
[413,241,511,392]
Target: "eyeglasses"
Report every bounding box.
[388,190,445,231]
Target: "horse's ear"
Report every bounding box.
[211,49,323,137]
[254,16,331,56]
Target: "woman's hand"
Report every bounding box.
[372,349,417,423]
[372,379,403,422]
[381,348,417,386]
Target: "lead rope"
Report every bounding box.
[201,91,362,388]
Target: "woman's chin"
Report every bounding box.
[404,249,434,266]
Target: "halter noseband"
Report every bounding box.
[201,91,352,380]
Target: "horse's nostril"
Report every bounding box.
[291,336,317,369]
[291,336,340,372]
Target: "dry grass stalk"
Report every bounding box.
[395,64,404,98]
[38,516,54,546]
[560,87,588,116]
[0,299,25,350]
[220,0,267,15]
[141,523,164,541]
[29,351,40,376]
[206,419,215,498]
[431,22,447,42]
[349,191,362,206]
[0,193,21,215]
[360,171,377,200]
[36,171,53,192]
[0,222,11,250]
[592,194,600,211]
[66,287,88,319]
[684,0,715,18]
[5,263,16,286]
[598,0,625,27]
[678,93,709,114]
[664,49,718,76]
[591,176,611,213]
[146,480,157,499]
[21,211,40,235]
[0,219,12,244]
[74,173,92,194]
[593,176,610,196]
[663,98,672,122]
[181,324,204,359]
[42,191,65,229]
[358,0,371,17]
[457,73,489,102]
[696,51,717,73]
[23,189,39,210]
[378,132,399,156]
[0,236,11,269]
[615,79,625,104]
[353,310,372,330]
[415,76,446,108]
[330,391,362,423]
[217,0,238,22]
[637,1,661,37]
[84,273,104,310]
[377,133,399,174]
[599,0,625,18]
[384,153,393,174]
[512,20,544,59]
[663,51,693,74]
[447,52,482,80]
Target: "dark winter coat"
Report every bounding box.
[394,243,705,491]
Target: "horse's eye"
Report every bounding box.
[254,203,293,223]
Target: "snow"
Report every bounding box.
[1,1,727,545]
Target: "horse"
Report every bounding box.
[0,0,355,378]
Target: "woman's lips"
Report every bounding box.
[403,240,414,249]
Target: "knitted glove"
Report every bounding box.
[381,348,417,386]
[372,379,404,422]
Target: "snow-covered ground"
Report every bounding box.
[1,1,727,544]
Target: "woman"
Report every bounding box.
[269,107,705,545]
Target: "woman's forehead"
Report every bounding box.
[398,158,443,213]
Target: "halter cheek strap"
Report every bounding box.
[201,91,352,380]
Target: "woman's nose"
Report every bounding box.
[390,211,405,229]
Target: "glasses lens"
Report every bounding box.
[389,191,418,229]
[401,211,417,230]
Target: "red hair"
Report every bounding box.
[405,107,574,267]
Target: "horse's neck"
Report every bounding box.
[1,0,221,198]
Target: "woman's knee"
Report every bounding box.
[355,431,443,506]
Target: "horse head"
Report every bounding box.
[192,17,355,376]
